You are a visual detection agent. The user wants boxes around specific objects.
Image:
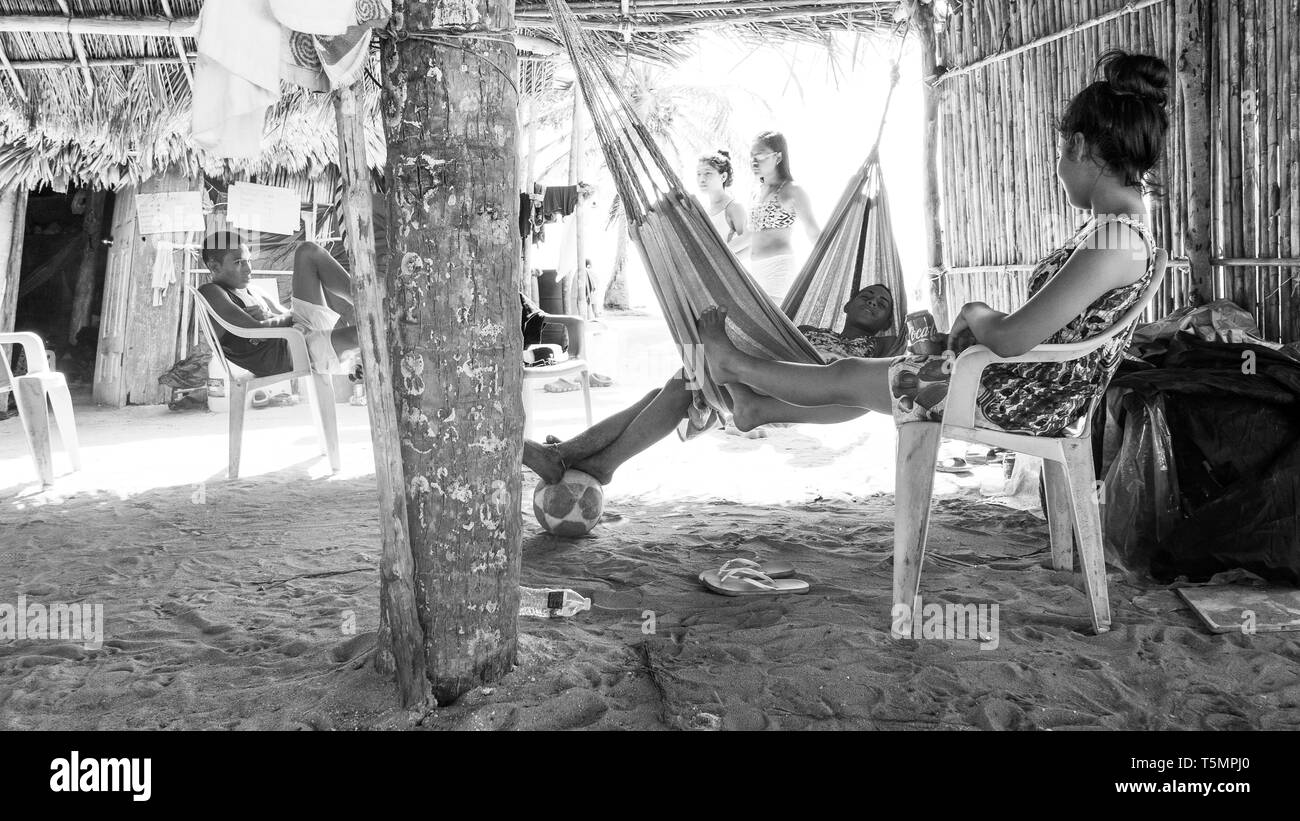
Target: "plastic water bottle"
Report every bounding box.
[519,587,591,618]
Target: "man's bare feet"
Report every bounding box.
[522,439,567,485]
[725,383,764,432]
[570,458,613,486]
[697,306,743,384]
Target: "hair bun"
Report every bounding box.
[1100,50,1170,105]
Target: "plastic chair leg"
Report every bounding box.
[228,381,248,479]
[1043,457,1075,571]
[14,377,53,485]
[311,373,341,472]
[892,421,942,636]
[521,376,535,439]
[1061,439,1111,634]
[579,369,593,427]
[47,379,81,471]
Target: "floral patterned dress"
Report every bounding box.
[889,215,1157,436]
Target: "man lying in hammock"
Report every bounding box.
[197,232,360,377]
[523,284,905,485]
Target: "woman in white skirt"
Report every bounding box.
[747,130,821,301]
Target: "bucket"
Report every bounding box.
[207,358,229,413]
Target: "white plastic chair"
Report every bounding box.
[521,313,593,437]
[0,332,81,486]
[893,249,1168,635]
[189,285,340,479]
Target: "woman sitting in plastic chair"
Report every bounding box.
[692,51,1171,633]
[197,231,360,378]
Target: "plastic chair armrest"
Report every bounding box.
[0,331,50,375]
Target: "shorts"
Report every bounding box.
[290,297,342,374]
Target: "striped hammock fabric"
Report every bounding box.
[547,0,908,431]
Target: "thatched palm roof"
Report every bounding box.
[0,1,903,191]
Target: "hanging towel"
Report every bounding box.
[150,239,178,307]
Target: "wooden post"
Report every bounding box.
[566,88,586,316]
[523,96,540,305]
[68,188,107,344]
[0,187,27,335]
[380,0,522,704]
[916,1,948,326]
[334,83,429,708]
[1177,0,1215,303]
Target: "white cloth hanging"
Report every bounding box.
[191,0,281,158]
[269,0,355,35]
[149,239,178,307]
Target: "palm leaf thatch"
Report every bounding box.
[0,1,903,191]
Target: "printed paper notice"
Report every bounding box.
[227,182,302,235]
[136,191,205,235]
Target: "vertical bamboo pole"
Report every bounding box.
[1290,0,1300,339]
[1177,0,1215,303]
[1264,0,1279,338]
[917,1,948,325]
[1227,0,1245,307]
[335,83,428,708]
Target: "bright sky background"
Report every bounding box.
[608,28,928,311]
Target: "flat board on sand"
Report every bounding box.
[1177,586,1300,634]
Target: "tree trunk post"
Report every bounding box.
[334,83,430,708]
[381,0,523,704]
[1176,0,1215,302]
[0,186,27,335]
[915,1,948,327]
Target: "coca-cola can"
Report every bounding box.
[905,310,939,345]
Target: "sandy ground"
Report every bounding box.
[2,313,1299,730]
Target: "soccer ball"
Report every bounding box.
[533,470,604,536]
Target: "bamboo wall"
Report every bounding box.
[936,0,1300,342]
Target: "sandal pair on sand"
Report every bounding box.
[543,373,614,392]
[935,447,1012,473]
[251,389,298,409]
[699,558,809,597]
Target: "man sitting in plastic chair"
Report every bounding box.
[197,231,361,379]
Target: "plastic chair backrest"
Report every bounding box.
[0,331,51,393]
[1072,248,1169,437]
[188,286,236,381]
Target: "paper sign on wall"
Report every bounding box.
[227,182,302,236]
[136,191,205,235]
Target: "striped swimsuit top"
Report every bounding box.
[750,182,796,231]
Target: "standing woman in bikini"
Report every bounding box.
[696,149,750,261]
[748,130,822,300]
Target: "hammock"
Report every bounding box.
[546,0,909,429]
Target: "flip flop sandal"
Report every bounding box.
[251,389,271,409]
[544,377,579,393]
[699,566,810,597]
[935,456,971,473]
[589,373,614,387]
[717,557,795,579]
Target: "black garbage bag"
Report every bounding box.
[1100,332,1300,583]
[158,348,213,412]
